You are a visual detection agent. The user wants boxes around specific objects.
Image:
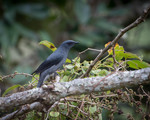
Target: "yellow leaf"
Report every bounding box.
[66,59,71,63]
[105,42,119,55]
[39,40,57,52]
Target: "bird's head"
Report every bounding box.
[61,40,79,49]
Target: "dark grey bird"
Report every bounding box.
[32,40,78,87]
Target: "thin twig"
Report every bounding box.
[58,103,88,116]
[91,93,118,98]
[74,48,102,64]
[74,98,85,120]
[140,85,149,97]
[66,98,96,105]
[81,6,150,78]
[2,72,38,81]
[45,101,60,120]
[79,48,102,55]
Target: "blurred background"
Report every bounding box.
[0,0,150,90]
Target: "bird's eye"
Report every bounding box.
[67,42,73,45]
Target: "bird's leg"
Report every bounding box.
[37,72,51,87]
[37,72,61,87]
[54,72,60,83]
[54,72,59,76]
[37,73,45,87]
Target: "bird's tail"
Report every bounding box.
[31,70,37,75]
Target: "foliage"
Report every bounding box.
[1,41,150,119]
[44,86,149,120]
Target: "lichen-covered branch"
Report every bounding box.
[0,87,47,110]
[0,68,150,118]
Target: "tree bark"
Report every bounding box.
[0,68,150,111]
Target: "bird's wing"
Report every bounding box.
[32,54,63,74]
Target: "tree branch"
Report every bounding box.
[1,102,44,120]
[1,72,38,81]
[81,6,150,78]
[0,68,150,119]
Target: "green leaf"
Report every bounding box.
[108,45,125,61]
[75,62,81,68]
[61,75,69,82]
[49,111,59,117]
[2,84,21,97]
[71,102,78,106]
[65,64,74,69]
[83,60,90,67]
[91,69,103,75]
[72,57,80,63]
[66,59,71,63]
[124,52,141,60]
[62,70,71,76]
[98,69,109,76]
[127,60,150,69]
[81,67,86,74]
[114,46,124,61]
[103,58,114,68]
[106,90,111,94]
[114,45,124,52]
[89,106,97,114]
